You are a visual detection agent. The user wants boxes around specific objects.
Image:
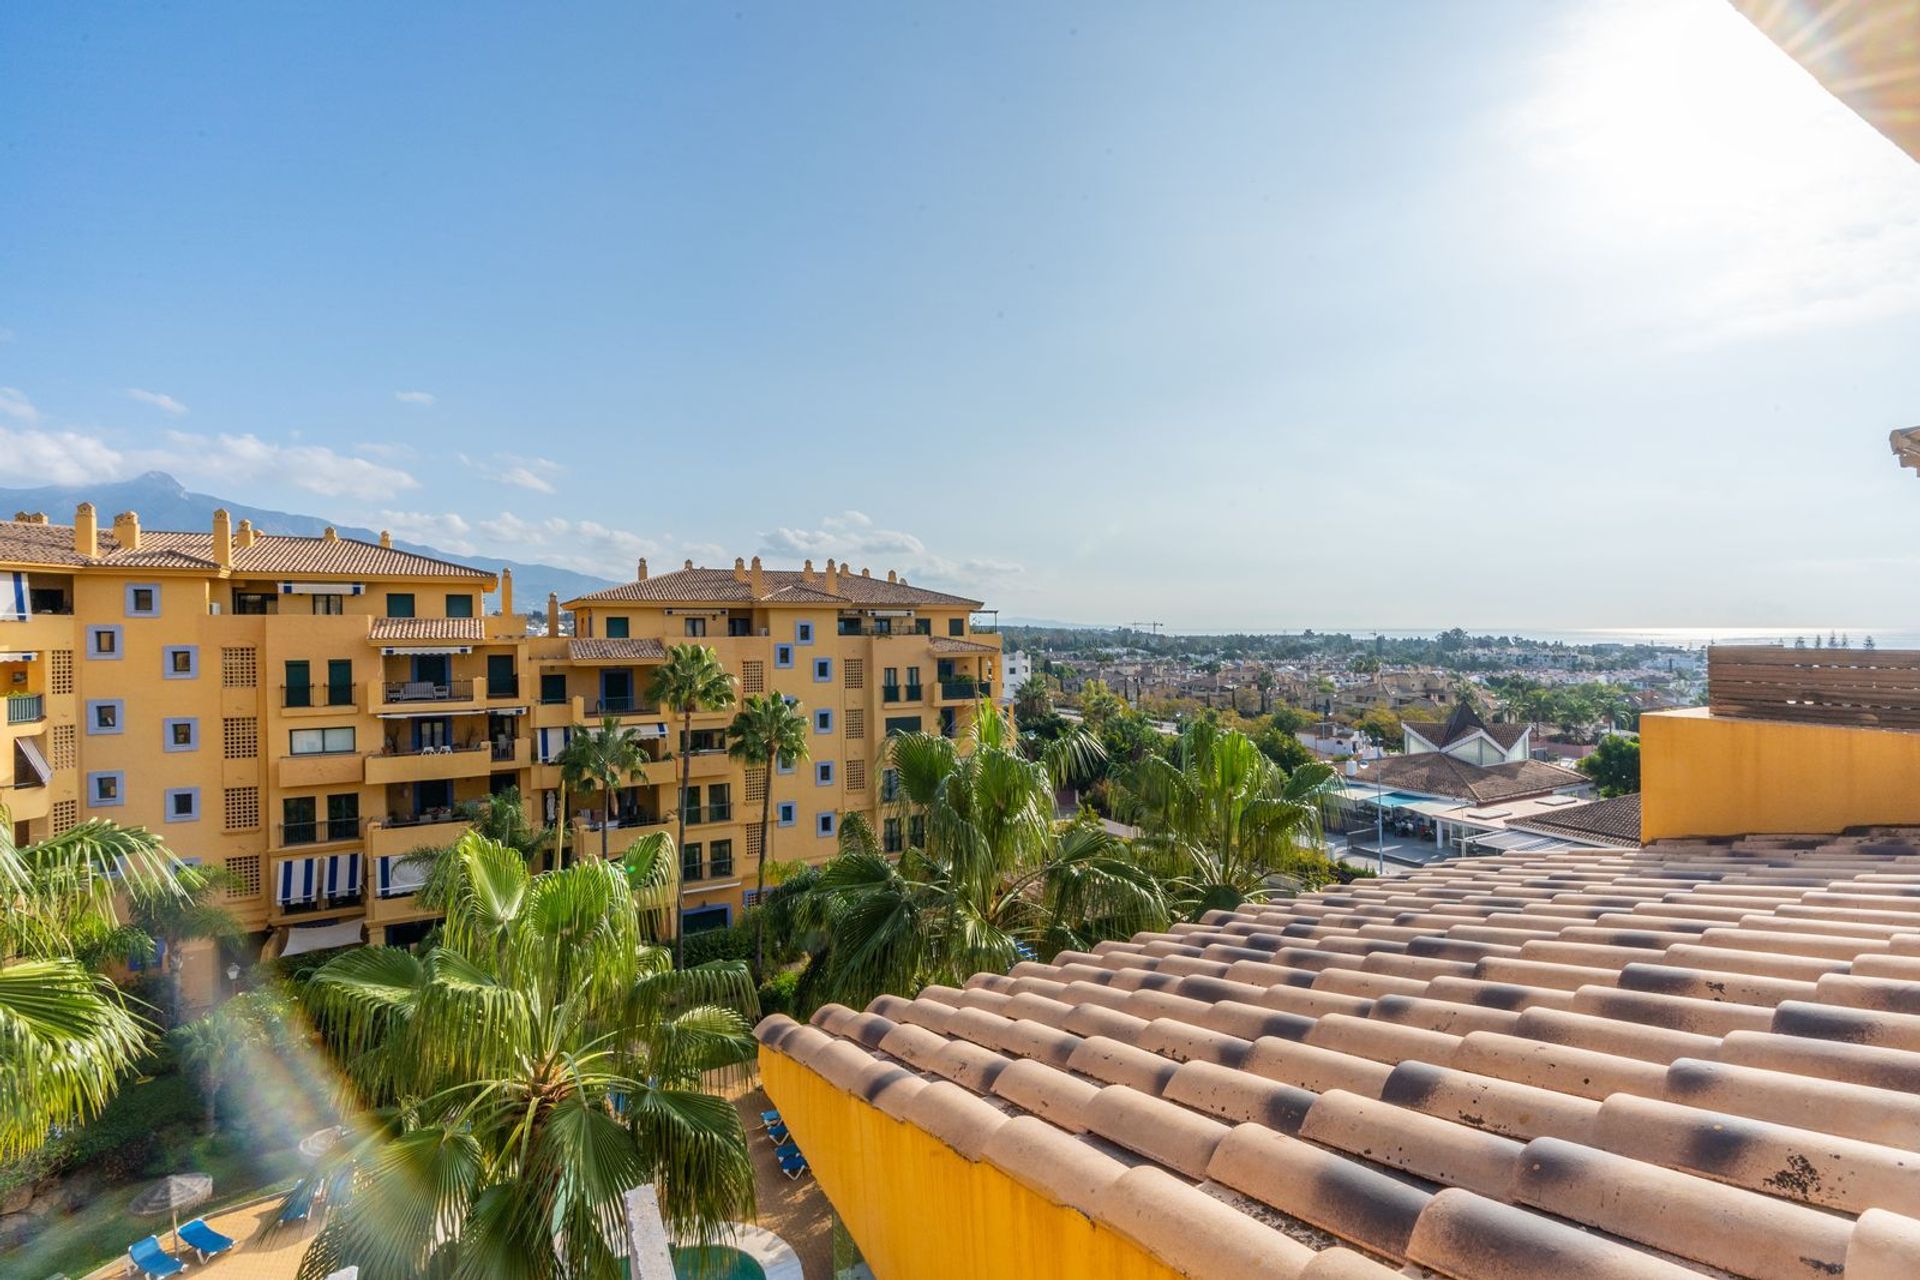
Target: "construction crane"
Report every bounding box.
[1127,621,1164,636]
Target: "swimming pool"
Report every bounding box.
[670,1244,769,1280]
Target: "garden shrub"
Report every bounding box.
[757,970,800,1017]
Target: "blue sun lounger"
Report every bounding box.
[767,1123,790,1144]
[280,1175,319,1224]
[179,1216,237,1261]
[774,1140,801,1160]
[779,1153,810,1180]
[759,1109,781,1127]
[128,1235,187,1278]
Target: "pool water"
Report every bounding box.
[670,1244,769,1280]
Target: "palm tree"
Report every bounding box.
[803,709,1162,1009]
[168,991,286,1136]
[648,644,736,966]
[727,692,810,972]
[0,812,185,1159]
[293,832,756,1279]
[558,716,647,862]
[1114,720,1340,919]
[126,863,244,1026]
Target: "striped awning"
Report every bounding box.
[280,582,366,595]
[378,645,472,656]
[1,572,26,623]
[377,855,429,898]
[14,736,50,784]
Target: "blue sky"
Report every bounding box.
[4,1,1920,630]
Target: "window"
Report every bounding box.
[326,659,354,705]
[884,817,903,853]
[164,788,200,823]
[838,617,861,636]
[796,621,814,644]
[882,768,900,801]
[884,716,923,737]
[125,584,159,617]
[283,796,316,844]
[540,673,568,704]
[909,815,926,847]
[915,618,932,635]
[727,617,751,637]
[682,841,703,881]
[446,593,475,618]
[163,718,198,752]
[776,752,796,775]
[882,666,899,700]
[386,592,415,618]
[777,801,797,827]
[948,618,965,636]
[86,625,121,659]
[163,645,198,679]
[684,617,707,637]
[327,793,360,840]
[285,659,311,707]
[906,666,922,696]
[86,700,123,735]
[814,708,833,734]
[815,761,834,786]
[775,644,794,668]
[816,811,837,838]
[88,771,124,807]
[233,592,272,615]
[290,727,356,755]
[605,616,630,639]
[707,783,731,822]
[682,905,730,933]
[311,593,343,615]
[710,840,734,877]
[811,655,832,682]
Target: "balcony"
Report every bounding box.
[1,780,50,822]
[282,684,358,710]
[368,815,469,858]
[277,751,367,789]
[882,685,925,705]
[277,818,365,848]
[685,748,732,779]
[594,694,662,717]
[491,737,529,768]
[681,803,734,826]
[365,744,493,785]
[486,676,521,699]
[5,694,44,725]
[938,679,991,702]
[380,678,476,705]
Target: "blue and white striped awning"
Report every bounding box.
[1,572,27,623]
[277,858,317,905]
[280,582,366,595]
[536,726,573,762]
[376,855,429,898]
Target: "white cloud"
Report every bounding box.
[353,441,416,463]
[759,512,1021,589]
[0,387,40,424]
[394,390,436,405]
[0,427,126,485]
[377,510,476,553]
[0,420,418,501]
[460,453,563,494]
[126,388,188,417]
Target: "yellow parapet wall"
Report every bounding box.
[761,1049,1188,1280]
[1643,707,1920,839]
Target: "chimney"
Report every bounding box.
[732,556,747,583]
[111,510,140,552]
[750,555,764,596]
[802,559,816,583]
[637,558,648,581]
[211,508,232,567]
[378,530,392,548]
[547,592,560,635]
[862,566,871,577]
[887,569,897,583]
[499,566,514,616]
[235,518,257,549]
[683,558,694,571]
[825,558,839,593]
[73,503,98,558]
[323,526,339,541]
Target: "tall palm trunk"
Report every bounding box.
[602,775,613,860]
[754,759,773,973]
[673,705,692,967]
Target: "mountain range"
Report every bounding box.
[0,472,616,608]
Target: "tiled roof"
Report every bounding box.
[758,832,1920,1279]
[570,565,983,609]
[1353,753,1587,804]
[0,519,492,580]
[1404,705,1526,751]
[567,637,668,662]
[929,637,998,655]
[1513,793,1642,846]
[367,617,489,643]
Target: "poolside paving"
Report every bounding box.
[83,1196,323,1280]
[733,1088,833,1280]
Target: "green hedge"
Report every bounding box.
[681,919,754,968]
[0,1069,202,1195]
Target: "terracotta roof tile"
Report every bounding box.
[1352,753,1589,804]
[0,518,492,580]
[565,637,668,662]
[568,564,983,608]
[367,617,488,642]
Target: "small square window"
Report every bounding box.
[796,621,814,645]
[776,752,796,775]
[815,761,835,786]
[606,616,630,638]
[163,718,198,752]
[813,657,832,683]
[387,592,415,619]
[125,583,160,617]
[816,811,837,837]
[813,708,833,734]
[86,625,122,659]
[775,644,794,668]
[163,645,198,679]
[948,618,965,636]
[88,771,124,808]
[777,802,797,827]
[164,788,200,823]
[684,617,707,637]
[446,593,475,618]
[87,700,124,735]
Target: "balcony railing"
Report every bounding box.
[379,743,486,760]
[709,852,734,878]
[385,808,462,829]
[279,818,365,846]
[283,684,357,709]
[487,677,520,699]
[881,685,925,704]
[595,695,661,716]
[940,680,990,701]
[6,694,44,725]
[491,740,517,762]
[681,804,733,825]
[383,679,475,703]
[580,812,667,832]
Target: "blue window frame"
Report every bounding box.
[87,771,125,808]
[164,787,200,823]
[777,801,797,827]
[776,752,796,775]
[163,717,199,752]
[813,707,833,734]
[813,657,832,683]
[815,761,835,786]
[774,644,794,668]
[816,811,837,838]
[124,583,160,617]
[86,625,122,659]
[162,645,199,679]
[86,699,124,735]
[795,620,814,645]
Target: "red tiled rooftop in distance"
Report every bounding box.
[759,830,1920,1279]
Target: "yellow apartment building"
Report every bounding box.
[0,502,1000,991]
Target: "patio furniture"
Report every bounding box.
[779,1153,810,1180]
[129,1173,213,1254]
[128,1235,187,1278]
[179,1216,237,1261]
[279,1176,319,1224]
[774,1140,800,1160]
[767,1123,789,1144]
[759,1109,781,1128]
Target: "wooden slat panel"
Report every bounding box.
[1708,646,1920,729]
